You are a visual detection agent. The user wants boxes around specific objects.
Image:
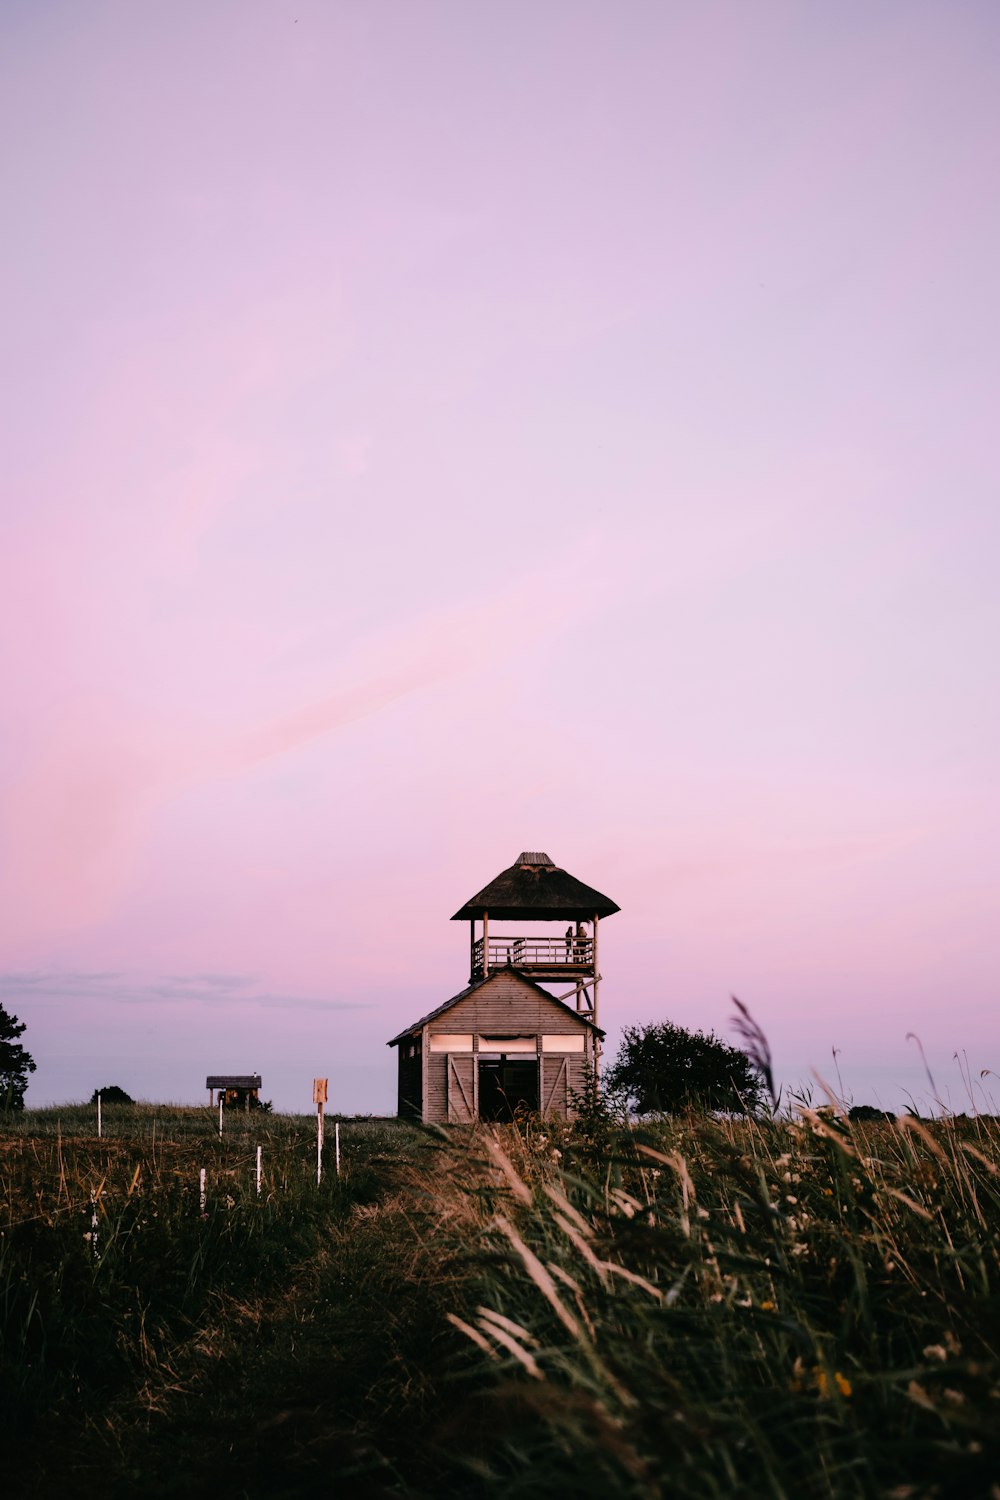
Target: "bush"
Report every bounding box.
[89,1086,133,1105]
[604,1019,765,1115]
[848,1103,895,1122]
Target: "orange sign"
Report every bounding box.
[313,1078,328,1104]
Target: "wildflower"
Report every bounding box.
[759,1300,776,1311]
[923,1344,948,1363]
[792,1362,852,1399]
[785,1195,798,1205]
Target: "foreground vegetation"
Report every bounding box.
[2,1101,998,1497]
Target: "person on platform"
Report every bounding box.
[574,921,589,961]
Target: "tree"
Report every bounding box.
[0,1003,36,1111]
[604,1020,765,1116]
[89,1085,133,1105]
[848,1104,895,1123]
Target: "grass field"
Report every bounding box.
[2,1101,998,1497]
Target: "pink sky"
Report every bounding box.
[2,1,998,1115]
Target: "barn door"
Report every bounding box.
[447,1054,475,1123]
[542,1056,568,1118]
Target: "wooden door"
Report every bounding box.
[447,1054,475,1123]
[541,1056,568,1118]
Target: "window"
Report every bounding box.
[542,1035,585,1053]
[429,1033,473,1052]
[479,1036,536,1053]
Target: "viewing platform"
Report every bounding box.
[472,933,594,981]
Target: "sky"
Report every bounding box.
[2,1,998,1117]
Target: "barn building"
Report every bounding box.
[387,852,620,1123]
[206,1074,262,1111]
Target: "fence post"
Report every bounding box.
[218,1095,223,1140]
[313,1079,328,1187]
[199,1167,207,1214]
[256,1144,262,1198]
[335,1121,340,1178]
[97,1092,102,1139]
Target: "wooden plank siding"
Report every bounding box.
[415,971,596,1125]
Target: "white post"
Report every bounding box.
[90,1193,99,1259]
[218,1094,223,1140]
[199,1167,207,1213]
[317,1102,323,1186]
[335,1120,341,1177]
[97,1091,102,1139]
[256,1144,262,1198]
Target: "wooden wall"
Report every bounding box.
[415,971,596,1125]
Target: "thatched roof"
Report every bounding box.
[206,1075,261,1089]
[386,966,604,1046]
[451,852,620,922]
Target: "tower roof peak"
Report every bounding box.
[451,852,620,922]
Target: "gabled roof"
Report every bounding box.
[386,966,605,1046]
[451,851,620,922]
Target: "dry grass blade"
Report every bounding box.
[730,996,778,1109]
[553,1212,609,1284]
[876,1188,935,1222]
[543,1182,594,1236]
[599,1262,663,1301]
[446,1311,500,1360]
[895,1114,949,1162]
[475,1318,544,1379]
[480,1132,533,1206]
[477,1306,540,1345]
[493,1213,582,1340]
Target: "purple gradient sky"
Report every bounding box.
[3,2,999,1115]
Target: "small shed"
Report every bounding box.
[387,968,602,1124]
[206,1074,262,1111]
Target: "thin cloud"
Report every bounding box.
[0,970,368,1013]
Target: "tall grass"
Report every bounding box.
[0,1106,416,1474]
[3,1103,998,1497]
[424,1108,1000,1498]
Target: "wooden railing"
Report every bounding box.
[473,935,594,976]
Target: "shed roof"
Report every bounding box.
[451,851,620,922]
[206,1075,262,1089]
[386,966,605,1046]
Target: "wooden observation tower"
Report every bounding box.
[451,851,620,1030]
[388,852,620,1123]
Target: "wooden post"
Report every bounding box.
[97,1091,102,1139]
[314,1079,328,1186]
[470,919,475,980]
[335,1121,340,1177]
[420,1024,429,1125]
[199,1167,207,1213]
[592,912,600,1035]
[218,1095,224,1139]
[483,910,489,976]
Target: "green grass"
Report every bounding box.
[2,1104,998,1497]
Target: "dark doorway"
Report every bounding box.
[478,1058,539,1121]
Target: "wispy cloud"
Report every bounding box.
[0,970,368,1013]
